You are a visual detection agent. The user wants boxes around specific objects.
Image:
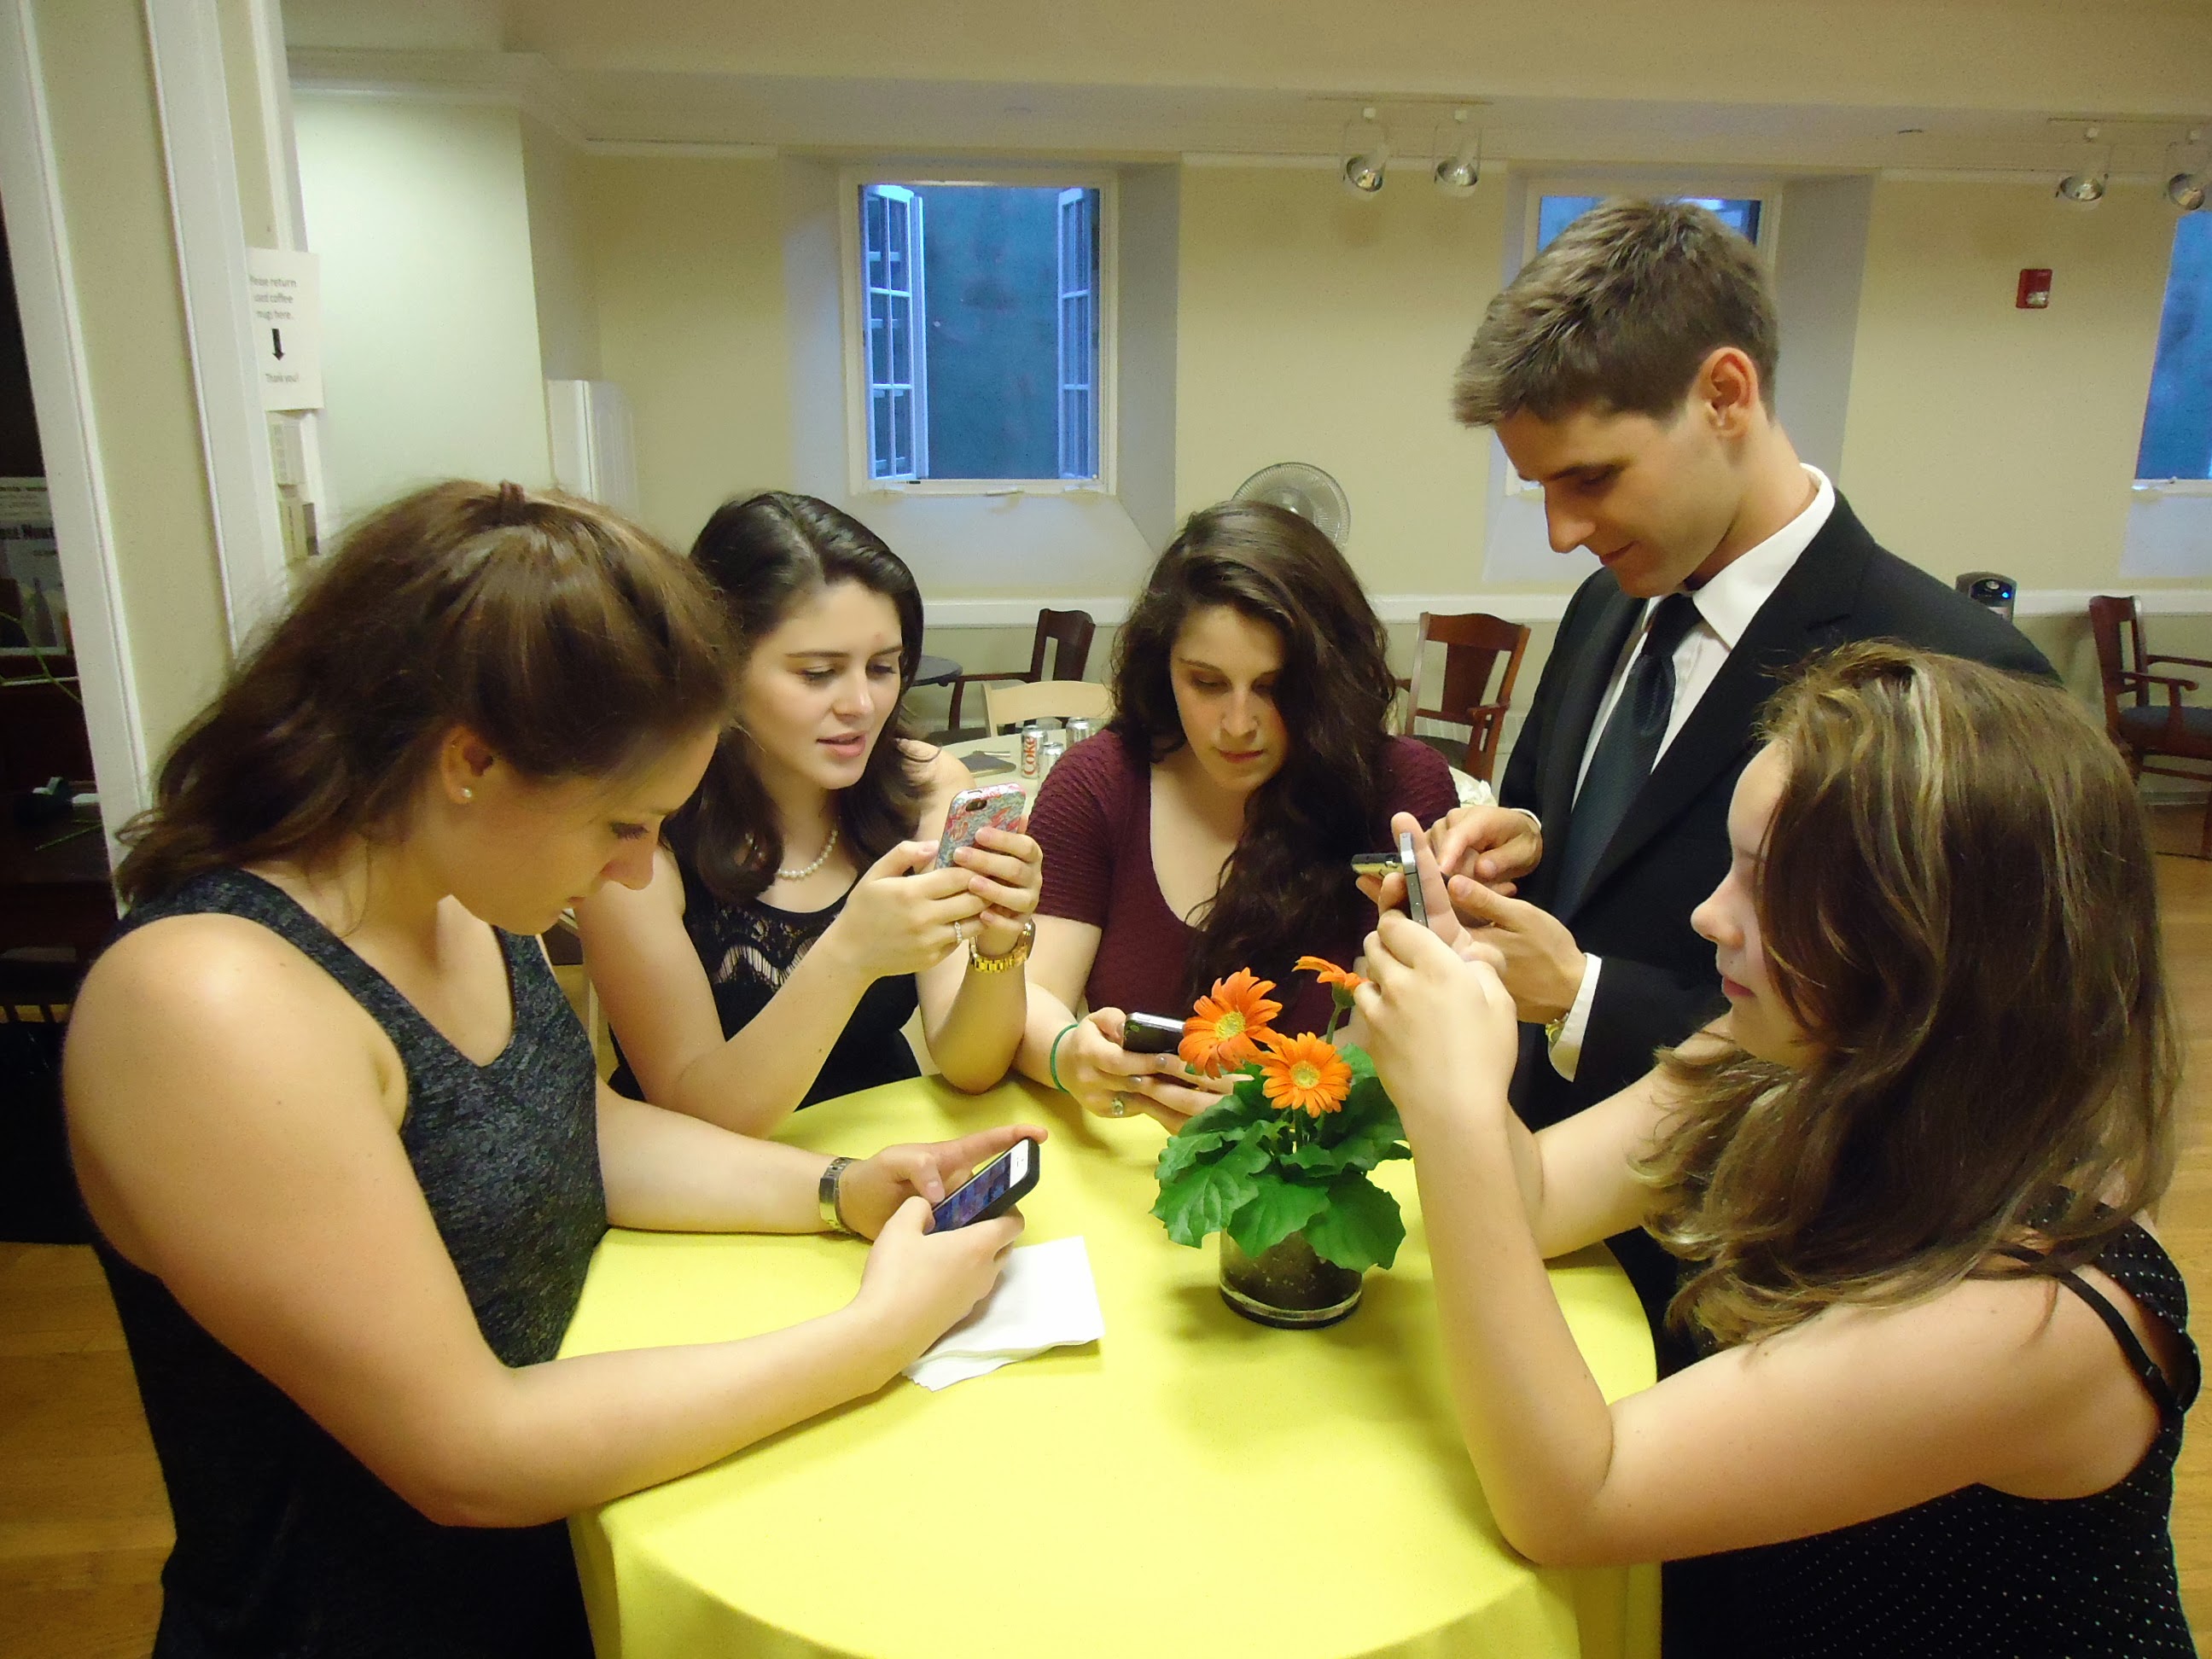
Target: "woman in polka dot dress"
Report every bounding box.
[1358,643,2197,1657]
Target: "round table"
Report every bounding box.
[562,1078,1658,1659]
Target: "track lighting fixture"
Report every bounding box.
[2168,130,2209,212]
[2056,126,2110,205]
[1433,108,1481,196]
[1342,107,1388,196]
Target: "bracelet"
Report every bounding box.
[1047,1020,1081,1092]
[968,917,1034,974]
[818,1155,856,1235]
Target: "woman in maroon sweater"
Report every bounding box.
[1019,502,1458,1128]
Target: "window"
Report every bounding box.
[1535,192,1765,253]
[851,178,1107,488]
[2137,212,2212,484]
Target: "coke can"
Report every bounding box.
[1018,724,1043,778]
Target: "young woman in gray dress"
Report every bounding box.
[65,481,1039,1658]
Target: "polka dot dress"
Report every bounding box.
[1668,1222,2200,1657]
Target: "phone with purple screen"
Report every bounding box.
[930,1139,1039,1231]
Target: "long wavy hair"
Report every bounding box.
[671,492,929,903]
[1109,500,1400,999]
[115,480,735,908]
[1638,643,2180,1348]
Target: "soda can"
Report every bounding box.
[1040,736,1068,777]
[1018,724,1043,778]
[1065,717,1094,746]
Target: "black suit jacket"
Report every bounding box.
[1499,492,2054,1132]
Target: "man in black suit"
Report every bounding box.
[1406,198,2052,1340]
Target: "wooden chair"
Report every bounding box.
[983,679,1113,735]
[1399,611,1531,784]
[945,608,1096,735]
[2090,594,2212,859]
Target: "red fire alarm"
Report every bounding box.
[2017,268,2053,309]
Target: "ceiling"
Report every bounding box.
[282,0,2212,176]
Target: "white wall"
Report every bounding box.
[294,96,552,521]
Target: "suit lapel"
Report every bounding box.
[1540,581,1644,840]
[1567,499,1877,917]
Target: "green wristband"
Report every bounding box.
[1047,1021,1081,1092]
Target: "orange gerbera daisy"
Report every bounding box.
[1295,954,1367,993]
[1256,1030,1353,1117]
[1179,969,1283,1074]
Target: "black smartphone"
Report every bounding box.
[930,1139,1039,1231]
[1398,828,1429,926]
[1122,1011,1186,1055]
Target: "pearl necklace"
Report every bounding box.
[777,823,840,882]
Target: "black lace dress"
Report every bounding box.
[607,854,920,1109]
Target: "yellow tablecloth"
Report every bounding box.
[562,1078,1659,1659]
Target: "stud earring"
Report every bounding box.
[461,787,475,802]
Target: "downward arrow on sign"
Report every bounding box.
[271,329,285,361]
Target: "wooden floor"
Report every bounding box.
[7,807,2212,1654]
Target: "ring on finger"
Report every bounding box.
[952,918,968,946]
[1109,1094,1129,1118]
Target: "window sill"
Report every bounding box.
[2133,480,2212,498]
[859,480,1110,500]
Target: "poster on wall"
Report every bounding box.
[0,477,63,651]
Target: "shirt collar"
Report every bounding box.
[1675,465,1835,652]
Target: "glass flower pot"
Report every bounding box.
[1218,1229,1365,1328]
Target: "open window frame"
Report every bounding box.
[837,165,1120,500]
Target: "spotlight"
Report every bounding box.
[2057,128,2110,205]
[1342,107,1388,197]
[2172,172,2209,212]
[2167,129,2209,212]
[1433,108,1482,196]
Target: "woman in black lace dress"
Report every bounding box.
[1358,643,2197,1657]
[578,493,1041,1133]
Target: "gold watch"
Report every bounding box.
[968,917,1035,973]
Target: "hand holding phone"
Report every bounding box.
[930,1138,1039,1231]
[936,783,1027,869]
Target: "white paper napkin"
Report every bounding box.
[902,1235,1104,1392]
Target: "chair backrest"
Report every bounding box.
[1027,608,1096,683]
[1403,612,1531,780]
[2087,595,2145,732]
[985,678,1113,735]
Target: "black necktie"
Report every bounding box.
[1552,593,1703,917]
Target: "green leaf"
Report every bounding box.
[1152,1128,1228,1186]
[1301,1173,1406,1272]
[1150,1137,1269,1247]
[1179,1081,1274,1140]
[1224,1172,1331,1257]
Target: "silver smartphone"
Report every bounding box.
[1397,828,1428,926]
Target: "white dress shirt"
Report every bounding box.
[1550,465,1835,1080]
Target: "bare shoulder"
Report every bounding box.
[66,911,399,1258]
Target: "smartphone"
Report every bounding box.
[931,1138,1039,1231]
[936,783,1027,868]
[1397,828,1429,926]
[1122,1011,1187,1055]
[1350,852,1400,877]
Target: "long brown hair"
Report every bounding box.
[1640,643,2180,1348]
[1109,500,1400,999]
[670,492,928,903]
[116,480,734,907]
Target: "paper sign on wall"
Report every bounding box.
[247,248,323,411]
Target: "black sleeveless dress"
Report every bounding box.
[1666,1220,2200,1657]
[607,854,920,1109]
[90,870,602,1658]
